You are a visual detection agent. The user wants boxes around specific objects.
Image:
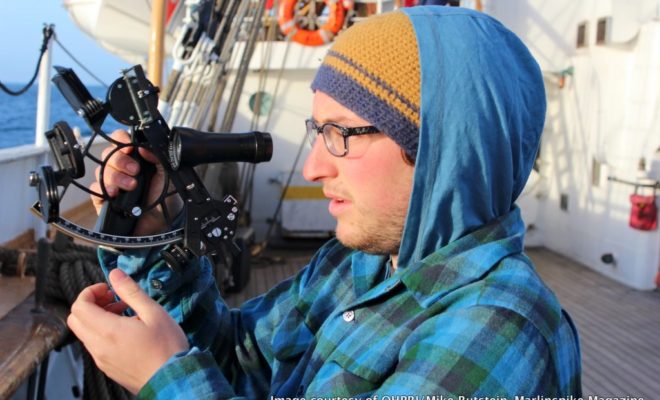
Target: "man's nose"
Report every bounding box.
[302,135,334,182]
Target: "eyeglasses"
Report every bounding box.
[305,119,380,157]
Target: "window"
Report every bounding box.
[576,22,588,48]
[596,17,611,45]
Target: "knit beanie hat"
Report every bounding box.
[311,11,421,159]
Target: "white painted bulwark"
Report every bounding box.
[0,145,49,244]
[0,141,105,244]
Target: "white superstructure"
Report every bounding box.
[489,0,660,289]
[2,0,658,290]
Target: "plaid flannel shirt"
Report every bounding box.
[99,210,581,399]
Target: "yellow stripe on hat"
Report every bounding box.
[328,11,420,126]
[323,53,420,127]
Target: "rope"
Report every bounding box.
[250,31,301,255]
[46,237,132,399]
[0,24,54,96]
[0,235,132,399]
[0,247,36,276]
[239,15,279,219]
[0,24,108,97]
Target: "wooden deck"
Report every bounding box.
[531,248,660,398]
[224,245,317,308]
[226,245,660,398]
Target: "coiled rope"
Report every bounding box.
[0,236,132,400]
[48,237,133,400]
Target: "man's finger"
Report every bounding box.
[76,282,111,302]
[137,146,160,164]
[95,162,137,192]
[108,268,163,324]
[110,129,131,149]
[96,288,119,308]
[67,313,93,345]
[90,181,117,200]
[104,300,129,315]
[70,285,122,330]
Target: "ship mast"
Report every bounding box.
[148,0,167,87]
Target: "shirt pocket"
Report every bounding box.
[305,330,401,395]
[328,344,399,383]
[325,317,403,383]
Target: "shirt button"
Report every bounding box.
[342,310,355,322]
[150,279,163,290]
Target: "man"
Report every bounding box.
[68,6,582,398]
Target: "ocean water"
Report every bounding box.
[0,83,122,149]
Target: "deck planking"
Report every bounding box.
[530,247,660,399]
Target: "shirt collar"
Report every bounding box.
[399,208,526,308]
[350,251,389,299]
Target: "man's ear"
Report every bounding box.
[401,149,415,166]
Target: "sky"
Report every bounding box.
[1,1,129,85]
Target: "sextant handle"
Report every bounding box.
[97,149,156,236]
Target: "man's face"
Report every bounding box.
[303,91,415,255]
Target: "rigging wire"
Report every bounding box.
[250,34,301,255]
[255,130,308,255]
[52,34,109,87]
[200,0,266,200]
[0,22,109,93]
[241,16,278,214]
[0,24,54,96]
[159,0,305,254]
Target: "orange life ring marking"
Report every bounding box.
[278,0,352,46]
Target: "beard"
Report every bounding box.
[334,202,407,256]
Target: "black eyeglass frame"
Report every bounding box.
[305,119,380,157]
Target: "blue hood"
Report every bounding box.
[396,7,546,268]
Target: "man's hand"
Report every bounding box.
[67,269,190,394]
[91,129,182,236]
